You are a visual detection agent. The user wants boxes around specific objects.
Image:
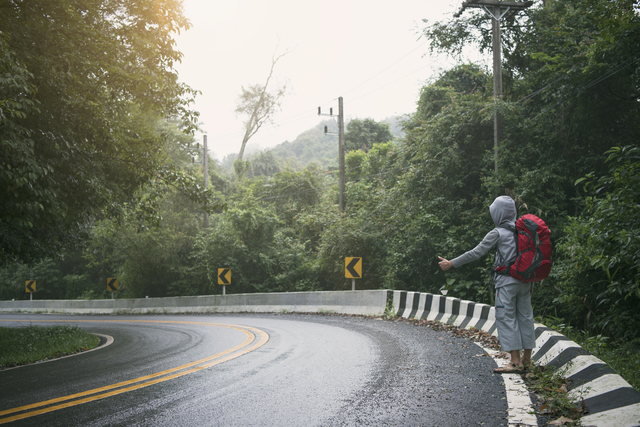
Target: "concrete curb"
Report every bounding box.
[393,291,640,427]
[0,290,393,317]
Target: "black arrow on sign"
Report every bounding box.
[218,268,230,284]
[346,258,361,278]
[26,280,35,293]
[107,278,118,292]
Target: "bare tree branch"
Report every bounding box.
[235,46,289,164]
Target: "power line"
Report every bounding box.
[517,54,640,124]
[517,75,566,103]
[341,40,430,98]
[348,64,433,104]
[256,155,414,202]
[205,42,432,147]
[582,54,640,91]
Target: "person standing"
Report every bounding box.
[437,195,535,373]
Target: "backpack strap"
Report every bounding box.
[493,224,517,276]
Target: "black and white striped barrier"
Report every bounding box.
[394,290,497,335]
[393,291,640,427]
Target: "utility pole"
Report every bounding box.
[203,135,209,228]
[338,97,345,213]
[455,1,533,175]
[189,135,209,227]
[318,97,345,213]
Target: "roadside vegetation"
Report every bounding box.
[0,326,100,369]
[1,0,639,394]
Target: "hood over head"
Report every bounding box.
[490,196,517,228]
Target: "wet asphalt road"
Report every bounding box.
[0,313,509,426]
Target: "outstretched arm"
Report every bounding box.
[442,229,501,270]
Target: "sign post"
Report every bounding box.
[218,268,231,295]
[107,277,119,299]
[345,257,362,291]
[25,280,36,300]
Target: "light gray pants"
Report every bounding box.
[495,282,536,352]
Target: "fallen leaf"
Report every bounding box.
[549,416,574,425]
[554,384,568,393]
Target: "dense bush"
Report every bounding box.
[554,146,640,341]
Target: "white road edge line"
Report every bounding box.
[472,343,538,426]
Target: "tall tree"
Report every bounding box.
[0,0,199,264]
[344,118,393,152]
[414,0,640,302]
[235,48,288,165]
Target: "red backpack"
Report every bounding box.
[494,214,552,283]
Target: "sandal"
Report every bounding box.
[494,362,525,374]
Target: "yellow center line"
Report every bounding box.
[0,319,270,424]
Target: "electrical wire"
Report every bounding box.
[517,75,567,103]
[256,156,414,202]
[340,40,430,98]
[517,54,640,124]
[205,40,431,147]
[582,54,640,91]
[347,64,433,105]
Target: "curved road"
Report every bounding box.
[0,314,511,426]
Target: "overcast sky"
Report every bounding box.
[174,0,478,161]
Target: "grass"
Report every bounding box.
[0,325,101,369]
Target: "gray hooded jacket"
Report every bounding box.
[451,196,522,289]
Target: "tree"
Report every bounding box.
[235,48,288,166]
[246,150,280,178]
[415,0,640,304]
[0,0,199,265]
[344,118,393,152]
[556,146,640,340]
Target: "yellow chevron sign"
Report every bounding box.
[218,268,231,285]
[345,257,362,279]
[25,280,36,293]
[107,277,119,292]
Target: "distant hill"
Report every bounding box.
[269,120,340,169]
[380,115,407,139]
[269,116,405,169]
[217,116,407,173]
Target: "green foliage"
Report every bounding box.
[384,300,396,319]
[190,198,323,294]
[0,0,199,264]
[385,64,496,301]
[269,120,339,169]
[258,165,324,225]
[344,118,393,152]
[0,257,96,300]
[245,150,281,177]
[555,146,640,341]
[317,210,386,290]
[266,118,404,170]
[524,363,587,424]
